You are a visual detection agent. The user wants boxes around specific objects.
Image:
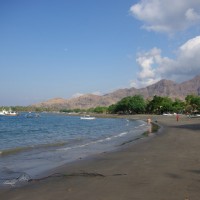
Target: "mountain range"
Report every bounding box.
[32,75,200,110]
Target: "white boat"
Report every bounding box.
[0,108,18,116]
[6,111,18,116]
[80,115,96,120]
[162,113,173,116]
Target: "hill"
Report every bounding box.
[32,75,200,109]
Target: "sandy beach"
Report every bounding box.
[0,114,200,200]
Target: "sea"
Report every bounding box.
[0,113,148,187]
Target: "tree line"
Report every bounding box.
[108,94,200,115]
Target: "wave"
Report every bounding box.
[58,132,129,152]
[0,172,31,187]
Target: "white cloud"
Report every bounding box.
[132,36,200,88]
[71,93,84,98]
[185,8,200,21]
[130,0,200,34]
[91,91,102,96]
[71,91,102,98]
[136,48,159,80]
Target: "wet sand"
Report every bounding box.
[0,115,200,200]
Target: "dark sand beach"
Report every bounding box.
[0,115,200,200]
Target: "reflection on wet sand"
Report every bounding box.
[148,124,152,134]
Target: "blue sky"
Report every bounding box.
[1,0,200,106]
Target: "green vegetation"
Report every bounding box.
[185,94,200,113]
[60,108,87,113]
[146,96,173,114]
[88,106,108,114]
[108,95,146,114]
[107,94,199,115]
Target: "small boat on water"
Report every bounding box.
[80,115,96,120]
[0,108,18,116]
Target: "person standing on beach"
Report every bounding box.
[147,118,151,125]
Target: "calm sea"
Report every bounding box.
[0,113,148,186]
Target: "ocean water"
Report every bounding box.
[0,113,148,186]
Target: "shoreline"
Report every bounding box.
[1,115,200,199]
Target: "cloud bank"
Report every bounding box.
[131,36,200,88]
[130,0,200,34]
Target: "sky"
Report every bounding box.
[1,0,200,106]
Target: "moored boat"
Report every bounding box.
[0,108,18,116]
[80,115,96,120]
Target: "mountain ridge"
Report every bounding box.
[32,75,200,109]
